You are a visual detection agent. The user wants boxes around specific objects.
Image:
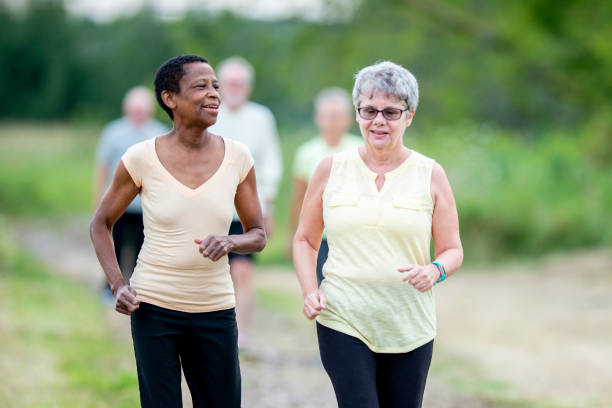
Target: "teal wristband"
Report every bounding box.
[432,261,446,284]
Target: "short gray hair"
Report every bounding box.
[217,56,255,85]
[352,61,419,112]
[314,87,352,114]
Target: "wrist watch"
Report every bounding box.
[432,261,446,284]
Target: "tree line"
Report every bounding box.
[1,0,610,132]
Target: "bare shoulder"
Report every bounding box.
[431,161,448,184]
[310,156,333,186]
[430,161,455,203]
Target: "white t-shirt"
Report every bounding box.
[209,102,282,217]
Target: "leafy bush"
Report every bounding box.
[411,123,611,260]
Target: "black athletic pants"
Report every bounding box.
[131,303,241,408]
[317,322,433,408]
[316,238,329,285]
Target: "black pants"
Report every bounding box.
[316,238,329,285]
[317,323,433,408]
[112,212,145,283]
[131,303,241,408]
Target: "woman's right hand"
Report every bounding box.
[194,236,236,262]
[114,285,140,315]
[303,289,327,320]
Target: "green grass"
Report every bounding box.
[0,217,140,407]
[430,351,576,408]
[254,287,304,323]
[0,122,98,216]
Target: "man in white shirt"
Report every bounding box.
[210,56,282,349]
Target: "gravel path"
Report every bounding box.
[13,217,612,407]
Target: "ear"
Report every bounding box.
[161,90,176,111]
[355,105,360,121]
[405,109,415,126]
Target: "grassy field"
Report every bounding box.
[0,123,98,215]
[0,218,140,407]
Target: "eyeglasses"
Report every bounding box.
[357,106,409,121]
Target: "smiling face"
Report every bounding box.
[355,89,414,152]
[162,62,221,127]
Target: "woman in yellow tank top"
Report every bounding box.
[294,61,463,408]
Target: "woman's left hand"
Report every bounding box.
[194,236,236,262]
[398,264,440,292]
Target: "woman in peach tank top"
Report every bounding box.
[294,61,463,408]
[90,55,266,408]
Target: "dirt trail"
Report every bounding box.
[13,217,612,407]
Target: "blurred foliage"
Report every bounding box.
[409,124,612,261]
[1,0,611,130]
[0,122,96,214]
[1,122,609,263]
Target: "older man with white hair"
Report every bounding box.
[210,56,282,350]
[94,86,168,303]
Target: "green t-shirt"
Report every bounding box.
[292,133,362,181]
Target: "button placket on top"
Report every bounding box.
[355,149,414,227]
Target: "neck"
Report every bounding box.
[361,141,409,170]
[171,120,212,148]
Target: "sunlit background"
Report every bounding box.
[1,0,611,407]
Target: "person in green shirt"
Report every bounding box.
[288,87,362,284]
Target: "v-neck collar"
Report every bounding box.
[150,137,229,196]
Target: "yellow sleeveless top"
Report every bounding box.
[317,147,436,353]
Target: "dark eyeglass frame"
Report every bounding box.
[357,106,410,121]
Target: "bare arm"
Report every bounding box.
[293,157,332,319]
[90,161,140,314]
[232,167,267,253]
[430,162,463,275]
[195,167,266,261]
[400,162,463,291]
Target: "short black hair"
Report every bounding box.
[154,54,209,120]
